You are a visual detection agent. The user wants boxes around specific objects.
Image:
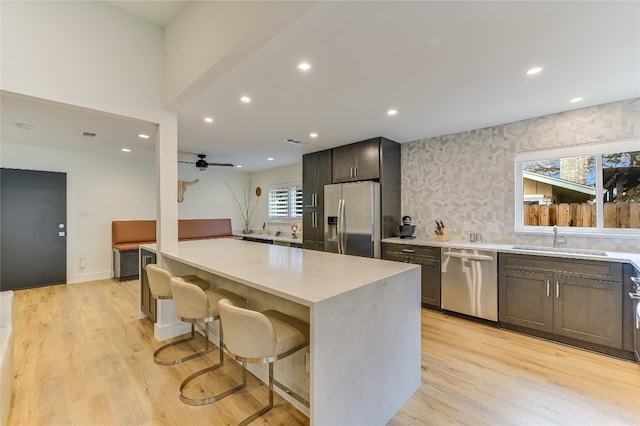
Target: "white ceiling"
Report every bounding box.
[2,1,639,172]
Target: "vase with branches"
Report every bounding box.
[224,182,261,234]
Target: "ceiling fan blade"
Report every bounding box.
[207,162,234,167]
[178,160,196,164]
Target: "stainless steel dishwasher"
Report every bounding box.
[441,247,498,321]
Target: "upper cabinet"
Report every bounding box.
[332,137,402,238]
[332,138,381,183]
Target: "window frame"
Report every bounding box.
[267,181,303,222]
[514,138,640,237]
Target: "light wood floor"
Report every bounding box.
[7,279,640,425]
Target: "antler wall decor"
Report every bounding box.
[178,179,199,203]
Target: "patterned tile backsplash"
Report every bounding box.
[401,98,640,253]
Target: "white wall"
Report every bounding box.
[249,163,303,235]
[178,162,303,235]
[1,0,181,268]
[177,164,250,228]
[0,1,165,119]
[0,143,156,283]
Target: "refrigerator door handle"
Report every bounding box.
[338,198,346,254]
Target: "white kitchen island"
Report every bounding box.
[142,238,421,426]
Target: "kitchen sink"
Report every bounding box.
[512,246,608,256]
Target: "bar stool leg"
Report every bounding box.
[153,322,212,365]
[238,362,274,426]
[178,319,247,405]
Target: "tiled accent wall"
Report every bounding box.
[402,98,640,252]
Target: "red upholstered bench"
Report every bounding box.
[112,218,234,281]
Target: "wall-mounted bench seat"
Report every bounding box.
[112,218,234,281]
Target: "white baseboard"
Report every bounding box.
[154,321,191,342]
[67,271,112,284]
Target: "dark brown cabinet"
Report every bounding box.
[331,137,401,239]
[140,248,157,322]
[332,138,381,183]
[302,149,332,251]
[113,249,140,281]
[382,243,441,308]
[499,253,624,349]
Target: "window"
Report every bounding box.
[515,139,639,234]
[268,182,303,220]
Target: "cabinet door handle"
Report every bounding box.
[314,212,317,228]
[546,280,550,297]
[556,281,559,299]
[402,249,415,253]
[314,193,317,207]
[354,167,357,178]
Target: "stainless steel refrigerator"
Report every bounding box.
[324,181,381,258]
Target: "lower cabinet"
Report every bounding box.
[499,254,624,349]
[113,249,140,281]
[382,243,441,309]
[140,249,157,322]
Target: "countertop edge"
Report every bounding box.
[382,238,640,271]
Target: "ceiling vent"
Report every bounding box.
[81,131,97,138]
[285,138,308,146]
[16,123,33,130]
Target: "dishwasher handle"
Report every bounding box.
[443,252,495,261]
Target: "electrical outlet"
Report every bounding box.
[80,210,88,217]
[79,257,86,269]
[487,222,499,233]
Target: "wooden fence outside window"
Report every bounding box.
[523,202,640,228]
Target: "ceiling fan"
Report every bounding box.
[178,154,233,171]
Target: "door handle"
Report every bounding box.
[546,280,550,297]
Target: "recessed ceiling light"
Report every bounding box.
[310,132,318,138]
[203,117,213,123]
[298,62,311,71]
[236,165,243,168]
[526,67,543,75]
[387,109,398,116]
[267,157,274,161]
[138,133,150,139]
[121,148,131,152]
[569,97,583,103]
[240,96,251,103]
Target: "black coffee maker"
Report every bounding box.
[399,216,416,239]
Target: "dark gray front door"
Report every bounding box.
[1,168,67,290]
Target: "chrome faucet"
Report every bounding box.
[553,225,565,248]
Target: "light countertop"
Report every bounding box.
[143,239,418,306]
[382,237,640,271]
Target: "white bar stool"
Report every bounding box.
[146,264,213,365]
[217,298,310,425]
[170,277,247,406]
